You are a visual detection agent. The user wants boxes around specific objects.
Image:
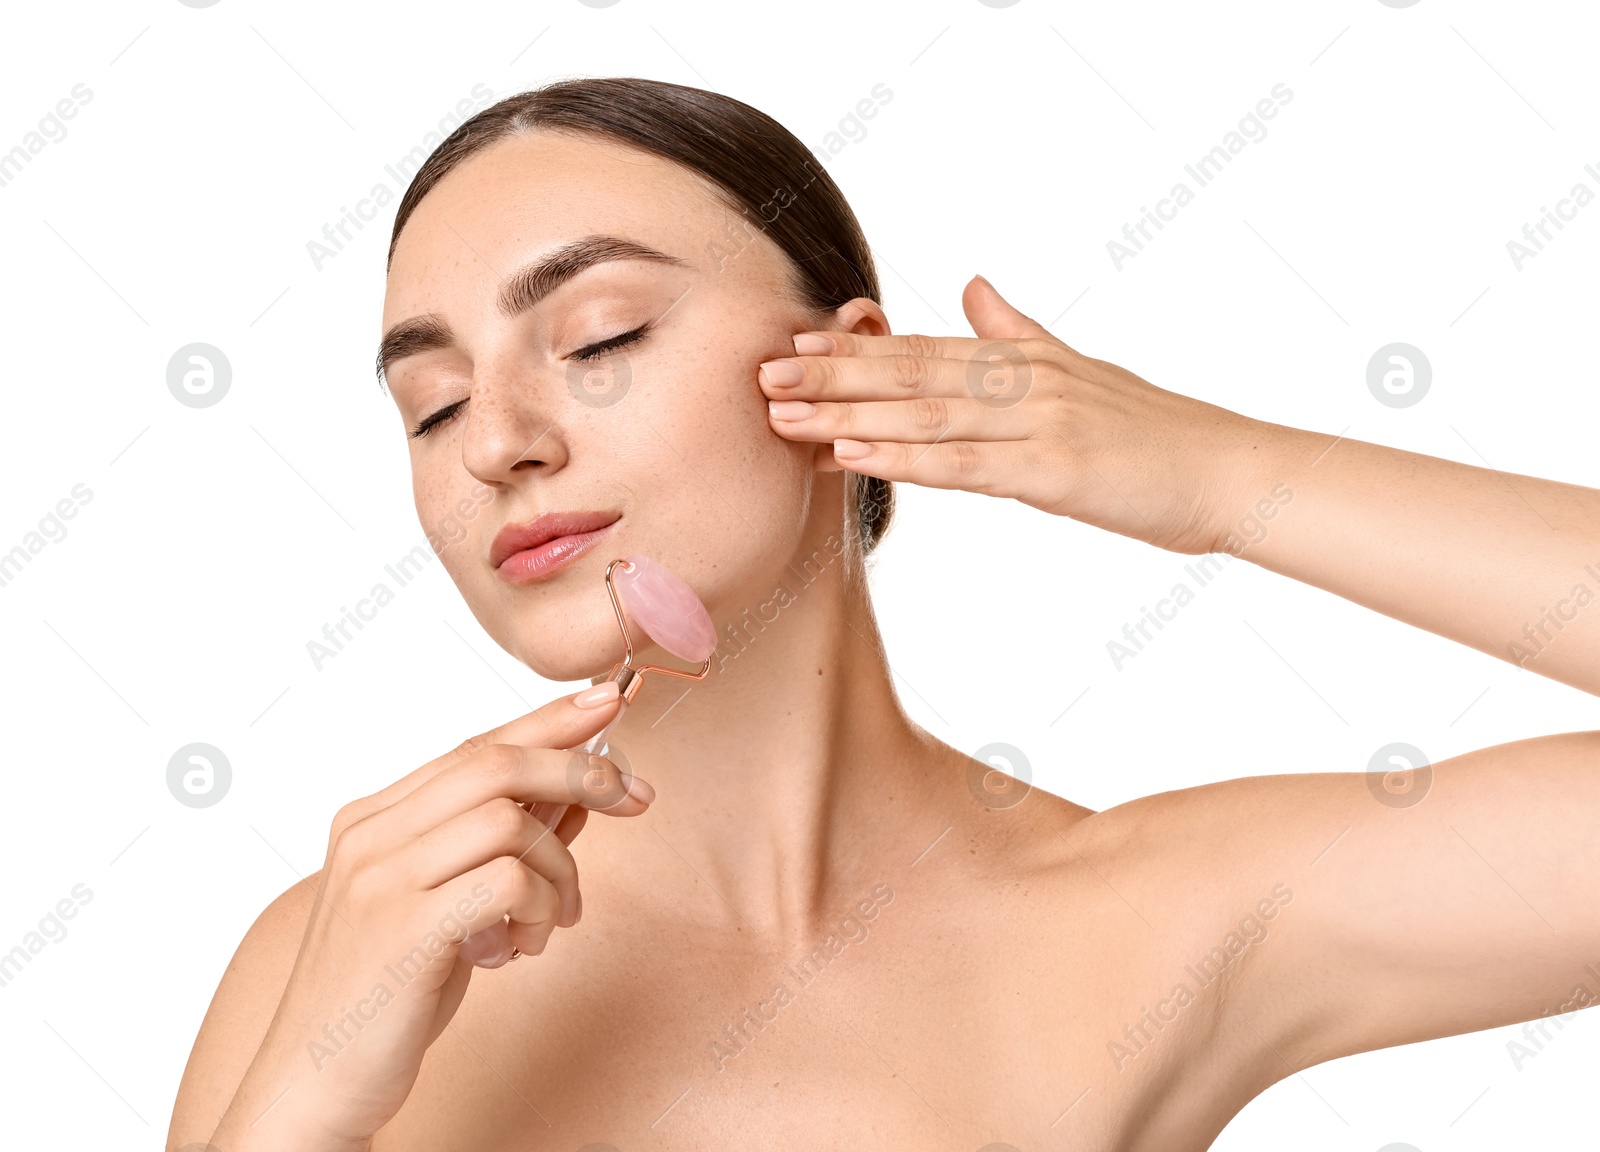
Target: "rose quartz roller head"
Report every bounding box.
[458,556,714,968]
[613,555,720,667]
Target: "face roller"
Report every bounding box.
[458,555,716,968]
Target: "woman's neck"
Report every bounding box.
[598,533,960,941]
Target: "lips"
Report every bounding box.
[490,511,620,583]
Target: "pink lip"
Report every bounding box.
[491,512,620,585]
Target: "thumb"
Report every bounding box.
[962,274,1056,343]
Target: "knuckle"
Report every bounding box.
[947,441,982,477]
[488,854,529,898]
[477,742,524,782]
[908,396,950,434]
[329,808,376,862]
[905,333,942,360]
[1032,360,1066,399]
[342,860,384,908]
[809,356,840,391]
[451,730,494,761]
[887,354,925,393]
[532,879,563,923]
[328,801,362,844]
[483,796,528,839]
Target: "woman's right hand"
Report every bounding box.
[761,275,1270,557]
[210,680,649,1151]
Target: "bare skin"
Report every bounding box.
[169,129,1600,1151]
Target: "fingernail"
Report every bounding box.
[573,681,619,708]
[793,333,834,355]
[759,360,805,387]
[832,439,873,461]
[768,399,816,421]
[620,772,656,804]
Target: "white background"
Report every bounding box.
[1,0,1597,1148]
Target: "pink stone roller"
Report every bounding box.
[458,556,715,968]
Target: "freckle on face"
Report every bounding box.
[381,131,827,681]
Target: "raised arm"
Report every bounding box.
[1062,729,1600,1127]
[1213,422,1600,697]
[758,275,1600,697]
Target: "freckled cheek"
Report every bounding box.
[410,463,482,561]
[675,382,812,513]
[657,356,793,461]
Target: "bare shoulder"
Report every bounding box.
[1061,737,1600,1073]
[985,775,1342,1129]
[1052,770,1335,876]
[166,871,323,1151]
[1039,771,1342,955]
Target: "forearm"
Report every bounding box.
[207,1046,376,1152]
[1221,421,1600,696]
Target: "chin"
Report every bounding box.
[499,609,632,684]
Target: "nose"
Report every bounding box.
[459,357,570,486]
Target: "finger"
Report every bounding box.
[551,802,589,848]
[386,745,652,839]
[768,394,1038,446]
[788,329,991,363]
[457,918,516,969]
[828,436,1047,498]
[351,682,623,819]
[760,342,1043,409]
[962,274,1062,343]
[761,350,975,403]
[407,797,582,927]
[437,856,565,958]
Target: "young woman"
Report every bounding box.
[169,77,1600,1151]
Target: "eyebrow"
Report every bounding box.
[375,233,686,384]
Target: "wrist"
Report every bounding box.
[209,1061,376,1152]
[210,1111,371,1152]
[1204,414,1306,557]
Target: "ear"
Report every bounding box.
[830,297,891,339]
[809,298,889,472]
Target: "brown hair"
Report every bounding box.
[388,76,895,553]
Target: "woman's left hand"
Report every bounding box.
[759,275,1270,556]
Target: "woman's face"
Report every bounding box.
[380,130,873,681]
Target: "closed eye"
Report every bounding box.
[409,322,654,439]
[410,398,466,440]
[572,321,652,362]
